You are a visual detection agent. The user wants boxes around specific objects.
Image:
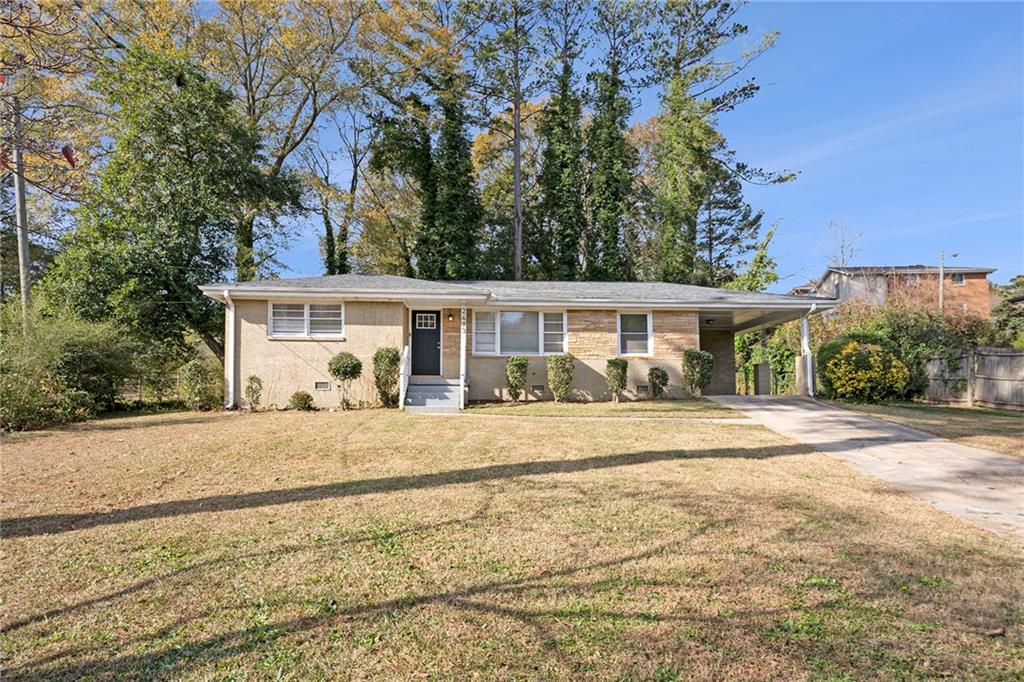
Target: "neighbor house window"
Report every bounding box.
[269,303,344,337]
[473,311,566,355]
[618,313,651,355]
[951,273,966,286]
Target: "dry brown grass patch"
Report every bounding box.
[2,410,1022,680]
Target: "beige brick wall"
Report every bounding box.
[699,329,736,395]
[231,299,406,409]
[467,309,703,402]
[886,273,992,318]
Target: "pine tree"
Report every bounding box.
[537,60,585,280]
[693,164,763,286]
[421,80,483,279]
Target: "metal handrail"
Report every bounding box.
[398,343,411,409]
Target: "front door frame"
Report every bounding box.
[409,308,443,376]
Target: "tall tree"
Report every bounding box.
[300,147,340,274]
[650,0,786,285]
[693,163,764,286]
[467,0,543,280]
[583,0,649,281]
[423,75,483,279]
[197,0,365,280]
[41,47,296,359]
[536,0,587,280]
[351,167,419,277]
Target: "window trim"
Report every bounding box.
[267,301,345,339]
[617,311,653,357]
[472,309,568,356]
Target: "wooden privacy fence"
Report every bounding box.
[923,346,1024,410]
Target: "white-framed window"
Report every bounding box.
[269,302,344,338]
[618,312,652,356]
[415,312,437,329]
[951,273,966,286]
[473,311,567,355]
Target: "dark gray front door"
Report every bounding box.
[411,310,441,375]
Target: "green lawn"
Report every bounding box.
[468,398,742,419]
[835,401,1024,459]
[2,409,1022,680]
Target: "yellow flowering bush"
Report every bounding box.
[824,341,909,402]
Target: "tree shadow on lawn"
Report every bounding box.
[3,443,820,539]
[9,489,1022,681]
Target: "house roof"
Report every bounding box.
[795,264,997,294]
[828,265,996,275]
[202,273,834,309]
[201,274,837,333]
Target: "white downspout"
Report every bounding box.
[224,289,237,409]
[459,306,467,410]
[801,303,817,397]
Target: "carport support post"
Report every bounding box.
[459,306,467,410]
[800,314,814,397]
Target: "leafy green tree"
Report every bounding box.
[41,46,297,360]
[584,1,648,281]
[536,0,587,280]
[421,78,483,279]
[992,275,1024,347]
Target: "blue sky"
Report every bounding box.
[277,1,1023,292]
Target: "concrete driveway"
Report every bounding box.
[710,396,1024,542]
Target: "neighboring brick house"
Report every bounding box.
[789,265,996,318]
[203,275,837,411]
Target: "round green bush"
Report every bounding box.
[546,354,575,402]
[605,358,628,402]
[179,358,217,410]
[505,355,529,402]
[328,351,362,408]
[328,352,363,382]
[822,341,909,403]
[817,333,895,398]
[288,390,316,411]
[647,366,669,399]
[372,347,401,407]
[681,349,714,395]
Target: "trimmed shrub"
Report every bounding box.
[546,354,575,402]
[817,332,893,398]
[288,390,316,411]
[328,351,362,408]
[605,358,628,402]
[647,366,669,399]
[681,349,714,396]
[505,355,528,402]
[821,341,909,402]
[244,375,263,410]
[372,347,401,407]
[179,358,218,410]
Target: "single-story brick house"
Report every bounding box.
[201,274,838,411]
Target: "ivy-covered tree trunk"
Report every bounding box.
[235,215,256,282]
[584,64,636,281]
[418,80,482,280]
[320,194,338,275]
[538,61,585,281]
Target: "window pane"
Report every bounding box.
[543,313,564,332]
[620,314,648,334]
[500,311,539,354]
[544,337,563,353]
[476,332,496,353]
[271,304,305,335]
[475,312,496,331]
[620,334,648,354]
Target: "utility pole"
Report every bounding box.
[13,92,31,322]
[938,250,959,314]
[6,66,32,326]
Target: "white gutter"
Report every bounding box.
[224,289,237,409]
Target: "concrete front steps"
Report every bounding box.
[404,379,460,413]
